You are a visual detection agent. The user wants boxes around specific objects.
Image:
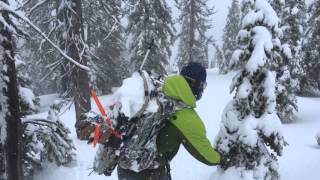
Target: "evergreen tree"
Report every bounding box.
[221,0,241,73]
[82,0,128,94]
[19,1,62,95]
[126,0,175,74]
[21,0,92,135]
[22,101,76,178]
[281,0,307,93]
[271,50,298,123]
[213,44,226,73]
[213,1,286,179]
[176,0,214,69]
[0,1,23,179]
[270,0,284,16]
[268,0,299,123]
[241,0,251,20]
[300,0,320,96]
[55,0,91,126]
[270,0,306,95]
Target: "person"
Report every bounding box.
[79,62,221,180]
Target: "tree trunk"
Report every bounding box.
[0,1,23,179]
[189,0,195,63]
[67,0,91,137]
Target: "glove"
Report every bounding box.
[96,128,122,149]
[107,134,122,149]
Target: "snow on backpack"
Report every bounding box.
[93,71,179,175]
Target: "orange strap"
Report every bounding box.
[91,91,122,147]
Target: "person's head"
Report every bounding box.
[180,62,207,100]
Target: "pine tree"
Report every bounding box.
[281,0,307,93]
[241,0,251,20]
[0,1,23,179]
[213,1,286,179]
[300,0,320,96]
[272,52,298,123]
[176,0,214,69]
[19,1,62,95]
[273,0,306,123]
[21,0,92,136]
[213,44,226,73]
[58,0,91,126]
[270,0,284,16]
[221,0,241,73]
[126,0,175,74]
[83,0,128,94]
[268,0,299,123]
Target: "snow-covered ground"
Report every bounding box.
[33,69,320,180]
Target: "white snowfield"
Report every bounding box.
[33,69,320,180]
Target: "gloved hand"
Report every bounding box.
[107,134,122,149]
[95,128,122,149]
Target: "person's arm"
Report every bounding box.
[170,108,221,165]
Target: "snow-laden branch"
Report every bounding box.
[0,1,90,71]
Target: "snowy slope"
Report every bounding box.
[33,69,320,180]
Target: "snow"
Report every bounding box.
[112,71,158,119]
[38,93,59,112]
[211,167,256,180]
[245,26,273,73]
[263,71,276,113]
[31,69,320,180]
[19,87,36,110]
[112,72,145,118]
[229,49,244,68]
[242,0,279,29]
[291,7,299,15]
[282,43,292,59]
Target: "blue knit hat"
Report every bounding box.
[180,62,207,83]
[180,62,207,100]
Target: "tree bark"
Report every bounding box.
[67,0,91,137]
[0,1,23,179]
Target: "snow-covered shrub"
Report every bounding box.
[16,58,40,116]
[22,102,76,178]
[213,0,287,179]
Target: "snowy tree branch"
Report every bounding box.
[0,1,91,71]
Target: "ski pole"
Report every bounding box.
[140,39,155,70]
